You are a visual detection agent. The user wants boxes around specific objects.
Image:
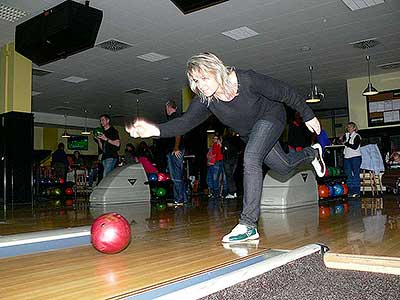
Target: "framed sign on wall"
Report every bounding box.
[366,89,400,127]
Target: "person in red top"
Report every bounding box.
[211,134,225,197]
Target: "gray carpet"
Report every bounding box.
[201,252,400,300]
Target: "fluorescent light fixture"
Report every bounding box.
[342,0,384,11]
[81,129,91,135]
[0,4,27,22]
[32,91,42,96]
[137,52,169,62]
[222,26,259,40]
[207,129,215,133]
[62,76,88,83]
[61,130,71,138]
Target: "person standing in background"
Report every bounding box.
[164,100,187,206]
[222,129,241,199]
[95,114,120,177]
[340,122,362,197]
[51,142,68,180]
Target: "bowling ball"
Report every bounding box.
[328,185,335,197]
[93,127,104,137]
[91,213,131,254]
[165,174,171,181]
[156,203,166,211]
[342,184,349,195]
[343,202,349,213]
[53,188,62,196]
[148,173,158,182]
[319,206,330,218]
[327,167,333,177]
[333,183,344,196]
[59,178,65,184]
[65,187,73,196]
[157,173,168,182]
[65,199,73,206]
[156,187,167,197]
[335,204,344,214]
[318,185,330,198]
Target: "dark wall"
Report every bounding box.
[0,112,33,205]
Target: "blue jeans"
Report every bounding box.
[167,152,187,203]
[212,160,226,196]
[240,120,315,227]
[207,166,214,193]
[102,158,117,177]
[344,156,362,195]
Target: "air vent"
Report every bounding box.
[377,61,400,70]
[96,39,133,52]
[32,68,53,77]
[349,38,380,49]
[125,88,150,95]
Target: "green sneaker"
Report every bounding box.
[222,224,259,243]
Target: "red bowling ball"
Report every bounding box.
[342,184,349,195]
[157,172,168,182]
[65,187,73,196]
[91,213,131,254]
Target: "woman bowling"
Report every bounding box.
[127,52,326,243]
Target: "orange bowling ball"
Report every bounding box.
[318,185,330,198]
[319,206,330,218]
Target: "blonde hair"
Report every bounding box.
[186,52,236,105]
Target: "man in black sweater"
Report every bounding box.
[127,52,325,243]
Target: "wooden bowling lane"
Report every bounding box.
[0,208,269,300]
[2,194,400,299]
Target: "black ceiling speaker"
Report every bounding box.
[171,0,229,14]
[15,0,103,66]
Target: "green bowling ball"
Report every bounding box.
[93,127,104,137]
[155,187,166,197]
[327,166,333,177]
[157,203,166,211]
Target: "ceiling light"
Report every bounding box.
[342,0,384,11]
[81,109,91,135]
[62,115,71,138]
[305,66,324,104]
[62,76,88,83]
[137,52,169,62]
[0,4,27,22]
[362,55,379,96]
[222,26,259,40]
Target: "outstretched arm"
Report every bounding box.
[128,97,211,138]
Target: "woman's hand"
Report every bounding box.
[126,120,160,138]
[305,117,321,135]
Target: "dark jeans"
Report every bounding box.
[240,120,315,227]
[167,152,187,203]
[212,160,225,196]
[344,156,362,195]
[224,158,238,194]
